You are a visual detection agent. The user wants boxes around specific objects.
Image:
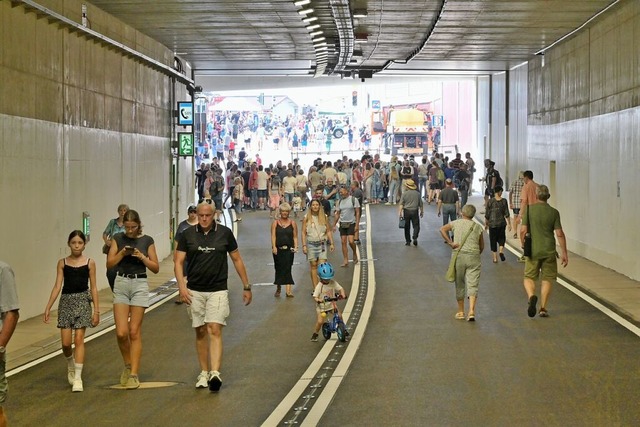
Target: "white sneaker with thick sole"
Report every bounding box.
[195,372,209,388]
[68,367,75,385]
[72,379,83,392]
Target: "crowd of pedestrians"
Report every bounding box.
[0,143,569,415]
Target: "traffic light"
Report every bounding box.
[352,91,357,106]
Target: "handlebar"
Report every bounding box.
[319,294,346,303]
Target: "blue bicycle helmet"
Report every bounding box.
[317,262,335,280]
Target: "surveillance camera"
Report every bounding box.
[361,78,365,83]
[194,85,203,93]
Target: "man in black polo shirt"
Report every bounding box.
[174,202,252,393]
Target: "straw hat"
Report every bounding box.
[404,179,417,190]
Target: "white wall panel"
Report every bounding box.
[523,0,640,281]
[0,114,171,319]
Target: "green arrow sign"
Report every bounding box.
[178,133,194,156]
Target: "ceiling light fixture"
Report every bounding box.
[312,36,326,43]
[306,24,321,30]
[294,0,310,6]
[353,9,368,18]
[315,46,328,51]
[303,16,318,23]
[298,8,314,15]
[313,41,328,47]
[309,30,323,37]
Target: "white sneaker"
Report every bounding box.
[72,379,83,392]
[68,367,75,385]
[195,371,209,388]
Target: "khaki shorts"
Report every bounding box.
[524,256,558,282]
[187,290,230,327]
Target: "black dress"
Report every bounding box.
[273,221,295,285]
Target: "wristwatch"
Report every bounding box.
[243,284,252,291]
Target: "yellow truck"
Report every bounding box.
[384,109,431,156]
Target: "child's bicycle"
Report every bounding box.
[318,295,348,342]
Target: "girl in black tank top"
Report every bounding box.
[43,230,100,393]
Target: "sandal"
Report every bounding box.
[455,312,465,320]
[286,293,294,298]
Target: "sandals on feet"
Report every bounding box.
[455,312,465,320]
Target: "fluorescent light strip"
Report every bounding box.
[294,0,310,6]
[309,30,323,37]
[306,24,321,30]
[303,16,318,23]
[298,8,314,15]
[312,36,325,43]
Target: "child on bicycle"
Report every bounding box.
[311,262,347,342]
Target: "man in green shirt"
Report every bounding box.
[520,185,569,317]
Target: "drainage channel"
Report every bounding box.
[263,204,376,426]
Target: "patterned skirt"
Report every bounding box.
[57,290,93,329]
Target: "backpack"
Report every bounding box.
[454,171,468,190]
[210,176,224,197]
[389,165,399,180]
[436,167,445,181]
[494,170,503,188]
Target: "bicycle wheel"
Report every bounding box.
[321,322,332,340]
[336,323,347,342]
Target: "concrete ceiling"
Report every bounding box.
[89,0,618,85]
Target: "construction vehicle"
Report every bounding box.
[383,108,432,156]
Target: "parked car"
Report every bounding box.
[330,119,349,139]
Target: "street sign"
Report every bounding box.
[177,101,193,126]
[178,132,194,156]
[432,115,444,127]
[371,100,381,110]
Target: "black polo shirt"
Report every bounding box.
[176,224,238,292]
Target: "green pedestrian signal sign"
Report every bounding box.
[178,133,194,156]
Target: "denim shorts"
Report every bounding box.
[113,276,149,308]
[306,241,328,261]
[187,290,230,327]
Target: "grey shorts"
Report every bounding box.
[113,275,150,308]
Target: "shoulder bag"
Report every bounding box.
[523,206,532,257]
[445,223,476,282]
[102,218,117,255]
